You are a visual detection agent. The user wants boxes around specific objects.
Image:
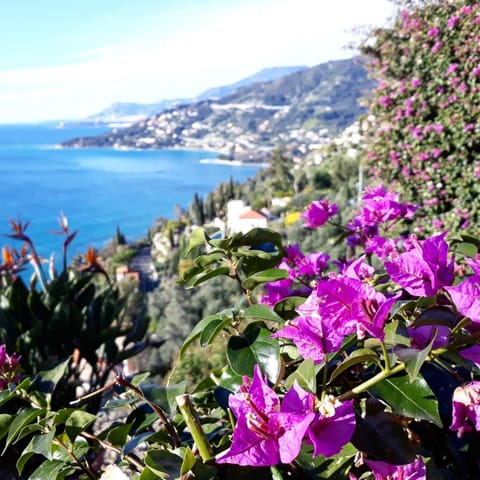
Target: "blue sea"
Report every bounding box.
[0,124,261,264]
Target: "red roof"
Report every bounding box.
[238,209,267,220]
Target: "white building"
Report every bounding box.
[227,200,268,233]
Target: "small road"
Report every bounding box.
[129,246,159,292]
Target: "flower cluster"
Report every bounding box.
[362,0,480,235]
[0,345,21,390]
[216,365,355,466]
[346,185,417,257]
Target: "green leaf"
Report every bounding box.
[243,304,284,323]
[394,331,437,382]
[3,407,46,454]
[28,459,76,480]
[328,349,381,384]
[452,241,478,258]
[193,252,225,268]
[241,268,288,290]
[0,414,13,441]
[32,357,71,407]
[184,228,206,256]
[65,410,96,442]
[141,382,187,415]
[200,316,232,347]
[107,422,133,446]
[227,324,281,383]
[180,311,235,359]
[351,399,415,465]
[139,467,164,479]
[414,306,458,327]
[384,319,410,347]
[273,296,305,320]
[185,266,231,288]
[180,446,197,475]
[31,429,56,459]
[369,373,442,427]
[238,227,284,251]
[145,449,183,478]
[285,358,317,393]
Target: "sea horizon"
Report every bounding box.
[0,124,261,268]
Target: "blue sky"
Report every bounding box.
[0,0,395,123]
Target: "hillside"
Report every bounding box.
[62,57,373,160]
[82,66,307,126]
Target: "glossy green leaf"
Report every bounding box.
[273,296,305,320]
[0,414,13,441]
[218,367,244,391]
[145,449,183,478]
[107,422,133,446]
[193,252,225,268]
[65,410,96,442]
[285,358,317,393]
[180,446,197,475]
[28,459,76,480]
[32,357,71,407]
[139,467,164,479]
[227,324,280,383]
[184,228,206,256]
[185,266,231,288]
[238,227,284,251]
[180,311,234,359]
[394,331,437,382]
[384,319,410,347]
[243,304,284,323]
[369,373,442,427]
[241,268,288,290]
[3,407,46,454]
[328,348,381,384]
[16,449,35,476]
[200,316,232,348]
[414,306,458,327]
[351,399,415,465]
[141,382,186,415]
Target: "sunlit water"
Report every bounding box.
[0,124,260,264]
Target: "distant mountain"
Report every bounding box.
[195,66,307,101]
[84,66,307,126]
[62,57,374,160]
[84,100,189,125]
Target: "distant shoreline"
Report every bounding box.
[200,158,269,167]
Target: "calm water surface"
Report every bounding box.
[0,124,260,262]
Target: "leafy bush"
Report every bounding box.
[361,0,480,235]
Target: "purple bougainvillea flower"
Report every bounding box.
[260,278,294,307]
[279,244,329,280]
[301,200,338,228]
[450,381,480,437]
[216,365,314,466]
[408,324,450,350]
[272,314,343,364]
[0,344,21,390]
[343,256,375,281]
[315,276,399,341]
[385,232,454,297]
[365,456,426,480]
[280,384,355,457]
[459,345,480,368]
[445,275,480,323]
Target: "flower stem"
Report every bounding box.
[176,394,213,462]
[337,363,405,401]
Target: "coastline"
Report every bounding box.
[199,158,269,167]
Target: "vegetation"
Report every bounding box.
[362,0,480,235]
[0,1,479,478]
